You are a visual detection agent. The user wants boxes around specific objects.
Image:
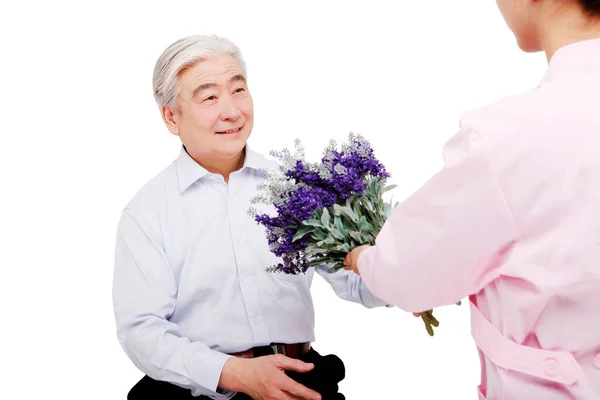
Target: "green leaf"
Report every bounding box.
[317,237,335,246]
[303,219,324,228]
[342,216,355,232]
[332,204,343,216]
[368,181,378,197]
[363,219,376,230]
[383,202,391,218]
[312,229,328,241]
[308,257,334,265]
[330,227,345,241]
[327,262,347,273]
[304,247,324,257]
[358,215,367,230]
[293,226,314,242]
[333,243,351,252]
[321,207,331,226]
[349,231,364,243]
[334,215,345,235]
[339,205,358,223]
[383,184,397,193]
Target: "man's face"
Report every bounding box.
[163,54,254,161]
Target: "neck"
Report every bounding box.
[187,147,245,183]
[538,7,600,61]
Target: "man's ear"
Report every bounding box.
[161,105,180,136]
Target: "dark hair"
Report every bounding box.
[579,0,600,15]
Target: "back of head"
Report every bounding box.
[152,35,246,110]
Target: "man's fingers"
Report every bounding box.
[274,355,315,373]
[270,390,303,400]
[284,394,306,400]
[279,375,321,400]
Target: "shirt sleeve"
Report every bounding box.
[357,126,520,312]
[314,264,391,308]
[113,207,232,397]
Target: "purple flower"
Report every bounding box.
[255,133,389,274]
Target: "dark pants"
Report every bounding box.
[128,347,345,400]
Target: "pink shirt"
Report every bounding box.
[358,38,600,399]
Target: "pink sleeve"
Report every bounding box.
[357,126,520,312]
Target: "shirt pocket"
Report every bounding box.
[270,269,309,282]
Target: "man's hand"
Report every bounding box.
[343,245,371,275]
[219,355,321,400]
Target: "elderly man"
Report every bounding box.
[113,35,388,400]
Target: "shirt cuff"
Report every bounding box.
[188,348,233,394]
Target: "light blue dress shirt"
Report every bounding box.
[113,146,387,399]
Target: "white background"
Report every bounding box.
[1,1,547,399]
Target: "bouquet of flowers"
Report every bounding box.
[250,133,441,336]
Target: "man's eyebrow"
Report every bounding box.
[191,75,246,98]
[192,82,217,99]
[229,74,246,84]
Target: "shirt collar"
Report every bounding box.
[175,144,273,193]
[539,38,600,86]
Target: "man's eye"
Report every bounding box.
[234,88,245,93]
[204,95,216,101]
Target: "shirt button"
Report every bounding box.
[544,358,560,377]
[593,352,600,369]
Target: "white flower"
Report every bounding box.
[333,164,347,176]
[317,164,332,180]
[341,132,370,155]
[293,138,306,161]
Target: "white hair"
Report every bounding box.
[152,34,247,110]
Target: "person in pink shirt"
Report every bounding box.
[343,0,600,399]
